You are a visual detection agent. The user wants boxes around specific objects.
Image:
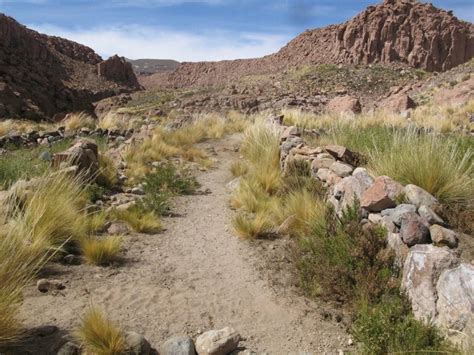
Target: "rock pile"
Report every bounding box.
[278,121,474,348]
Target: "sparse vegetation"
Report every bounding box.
[111,209,162,234]
[63,112,96,131]
[81,236,122,266]
[75,307,126,355]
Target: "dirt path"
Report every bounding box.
[19,135,348,354]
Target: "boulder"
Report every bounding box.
[329,161,353,178]
[418,205,445,226]
[436,264,474,332]
[327,95,361,115]
[161,336,196,355]
[195,327,240,355]
[281,126,302,140]
[429,225,458,248]
[402,244,459,322]
[311,154,335,170]
[360,176,403,212]
[124,331,151,355]
[315,168,330,181]
[107,221,130,235]
[399,212,431,247]
[52,139,99,180]
[325,145,357,165]
[379,93,417,113]
[404,184,439,209]
[381,204,417,227]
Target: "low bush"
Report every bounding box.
[81,236,122,266]
[232,211,274,239]
[353,294,458,355]
[75,307,126,355]
[63,112,96,132]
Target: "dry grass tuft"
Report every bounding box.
[63,112,96,131]
[232,212,274,239]
[230,160,249,177]
[111,209,163,234]
[75,306,126,355]
[81,236,122,266]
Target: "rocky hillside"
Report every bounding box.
[150,0,473,88]
[0,14,141,121]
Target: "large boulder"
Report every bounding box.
[332,171,373,212]
[436,263,474,335]
[195,327,240,355]
[402,245,459,323]
[326,95,361,115]
[161,336,196,355]
[361,176,403,212]
[52,139,99,180]
[379,93,417,113]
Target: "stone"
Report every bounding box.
[399,212,431,247]
[57,342,80,355]
[63,254,80,265]
[226,178,241,193]
[325,145,356,165]
[352,167,374,188]
[404,184,439,209]
[315,168,330,181]
[327,95,361,115]
[429,225,458,248]
[311,154,336,170]
[435,264,474,332]
[361,176,404,212]
[107,221,130,235]
[124,331,151,355]
[418,205,445,225]
[36,279,65,293]
[161,336,196,355]
[131,187,145,195]
[387,232,409,267]
[195,327,240,355]
[329,161,353,177]
[379,93,417,113]
[332,175,372,212]
[115,201,136,211]
[98,55,141,88]
[381,204,417,227]
[402,244,459,322]
[38,151,52,161]
[368,213,382,224]
[52,139,99,181]
[281,125,302,140]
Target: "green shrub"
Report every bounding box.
[353,294,458,355]
[138,163,198,215]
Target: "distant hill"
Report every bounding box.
[147,0,474,89]
[127,59,180,75]
[0,13,141,120]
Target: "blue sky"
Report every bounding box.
[0,0,472,61]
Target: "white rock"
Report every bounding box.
[195,327,240,355]
[404,184,439,209]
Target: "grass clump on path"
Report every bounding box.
[76,307,126,355]
[81,236,122,266]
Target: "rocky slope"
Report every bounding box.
[0,14,141,121]
[149,0,473,89]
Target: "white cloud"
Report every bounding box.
[29,23,290,62]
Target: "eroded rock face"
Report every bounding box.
[98,55,141,88]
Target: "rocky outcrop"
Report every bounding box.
[0,14,141,121]
[98,55,141,88]
[155,0,473,89]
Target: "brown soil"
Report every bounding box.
[17,135,348,354]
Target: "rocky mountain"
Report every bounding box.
[149,0,473,88]
[127,59,180,75]
[0,14,141,121]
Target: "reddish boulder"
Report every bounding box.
[379,93,417,113]
[361,175,404,212]
[400,212,431,247]
[326,95,361,115]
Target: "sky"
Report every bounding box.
[0,0,473,62]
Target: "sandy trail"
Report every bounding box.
[19,135,347,354]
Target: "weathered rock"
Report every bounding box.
[107,221,130,235]
[281,125,302,140]
[429,224,458,248]
[161,336,196,355]
[57,342,80,355]
[352,167,374,188]
[436,263,474,332]
[387,232,409,267]
[52,139,99,180]
[381,204,417,227]
[361,176,403,212]
[329,161,354,178]
[418,205,445,225]
[399,212,431,247]
[402,244,459,322]
[327,95,361,115]
[404,184,439,209]
[325,145,357,165]
[98,55,141,88]
[315,168,330,181]
[195,327,240,355]
[311,154,336,170]
[124,331,151,355]
[379,93,417,113]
